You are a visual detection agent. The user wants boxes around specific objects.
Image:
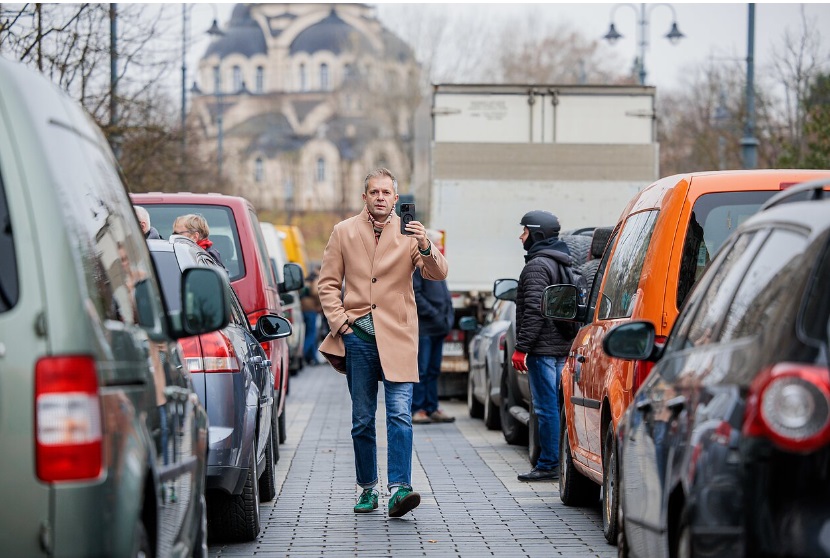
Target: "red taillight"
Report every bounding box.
[631,335,666,393]
[445,329,464,343]
[248,310,271,355]
[180,332,241,373]
[498,332,507,352]
[743,363,830,453]
[35,356,102,482]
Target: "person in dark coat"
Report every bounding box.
[172,214,227,270]
[411,231,455,424]
[512,210,575,481]
[135,205,161,240]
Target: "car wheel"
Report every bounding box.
[483,375,501,430]
[468,369,484,418]
[258,429,277,502]
[559,407,600,507]
[528,404,540,466]
[602,425,619,544]
[500,359,528,446]
[207,443,261,542]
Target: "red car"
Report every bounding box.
[131,192,303,447]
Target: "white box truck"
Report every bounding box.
[429,84,659,396]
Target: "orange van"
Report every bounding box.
[542,169,830,544]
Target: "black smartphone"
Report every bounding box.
[400,202,416,235]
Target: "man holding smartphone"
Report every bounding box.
[317,167,449,518]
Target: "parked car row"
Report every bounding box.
[463,168,830,557]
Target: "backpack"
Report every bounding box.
[537,257,587,340]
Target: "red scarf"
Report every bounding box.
[197,238,213,250]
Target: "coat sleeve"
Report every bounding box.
[413,240,448,281]
[318,226,349,334]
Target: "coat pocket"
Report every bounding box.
[397,292,410,326]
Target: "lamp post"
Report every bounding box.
[181,4,223,185]
[741,3,759,169]
[603,3,685,86]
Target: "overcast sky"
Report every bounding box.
[182,2,829,95]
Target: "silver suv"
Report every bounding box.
[0,57,229,556]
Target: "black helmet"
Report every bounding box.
[520,210,560,245]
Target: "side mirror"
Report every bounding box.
[134,278,159,329]
[542,284,578,319]
[177,267,230,338]
[254,314,293,342]
[602,321,656,360]
[280,293,295,305]
[459,316,479,332]
[493,278,518,301]
[283,263,304,292]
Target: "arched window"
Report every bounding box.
[254,157,264,183]
[232,66,242,93]
[299,63,307,91]
[316,157,326,182]
[255,66,264,93]
[213,66,221,93]
[320,63,329,91]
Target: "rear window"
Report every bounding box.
[0,172,18,313]
[141,204,244,281]
[676,190,777,309]
[150,251,182,313]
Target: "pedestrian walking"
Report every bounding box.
[172,213,227,270]
[134,205,161,240]
[512,210,576,481]
[411,231,455,424]
[318,167,448,517]
[301,267,323,365]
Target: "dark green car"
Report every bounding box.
[0,57,229,557]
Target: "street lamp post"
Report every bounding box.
[603,3,685,86]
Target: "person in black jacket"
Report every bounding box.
[135,205,161,240]
[411,233,455,424]
[512,210,575,481]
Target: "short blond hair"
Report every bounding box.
[173,214,210,240]
[363,167,397,193]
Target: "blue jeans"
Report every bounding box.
[412,334,444,414]
[302,310,319,363]
[343,333,414,490]
[527,355,565,471]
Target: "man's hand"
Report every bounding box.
[405,220,430,251]
[511,350,528,373]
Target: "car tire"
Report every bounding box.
[528,404,541,466]
[561,234,592,266]
[559,407,600,507]
[259,429,277,502]
[500,359,528,446]
[483,375,501,430]
[207,443,261,542]
[468,370,484,418]
[602,425,619,544]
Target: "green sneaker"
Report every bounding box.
[354,488,379,513]
[388,487,420,518]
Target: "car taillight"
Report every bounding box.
[631,335,666,393]
[498,332,507,352]
[180,332,240,373]
[743,363,830,453]
[35,356,102,482]
[248,309,271,355]
[445,329,464,343]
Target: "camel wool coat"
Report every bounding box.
[318,208,449,382]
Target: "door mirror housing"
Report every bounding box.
[602,321,656,360]
[173,267,230,338]
[254,314,293,342]
[282,263,304,292]
[493,278,518,301]
[542,284,590,323]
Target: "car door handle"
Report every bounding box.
[666,396,686,415]
[636,399,652,413]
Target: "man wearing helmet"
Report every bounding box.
[512,210,575,481]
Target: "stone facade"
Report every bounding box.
[190,3,420,213]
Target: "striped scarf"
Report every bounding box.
[366,208,393,244]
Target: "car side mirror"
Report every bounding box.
[254,314,293,342]
[493,278,518,301]
[543,284,589,323]
[283,263,304,292]
[459,316,479,332]
[134,278,159,329]
[280,293,295,305]
[602,321,656,360]
[177,267,230,338]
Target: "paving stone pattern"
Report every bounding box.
[208,364,616,557]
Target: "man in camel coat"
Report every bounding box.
[318,167,448,518]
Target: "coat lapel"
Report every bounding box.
[357,209,376,262]
[374,213,399,264]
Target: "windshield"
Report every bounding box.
[151,251,182,314]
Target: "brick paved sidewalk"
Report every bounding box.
[209,364,615,557]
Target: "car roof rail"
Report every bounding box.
[760,177,830,211]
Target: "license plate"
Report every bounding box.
[443,342,463,356]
